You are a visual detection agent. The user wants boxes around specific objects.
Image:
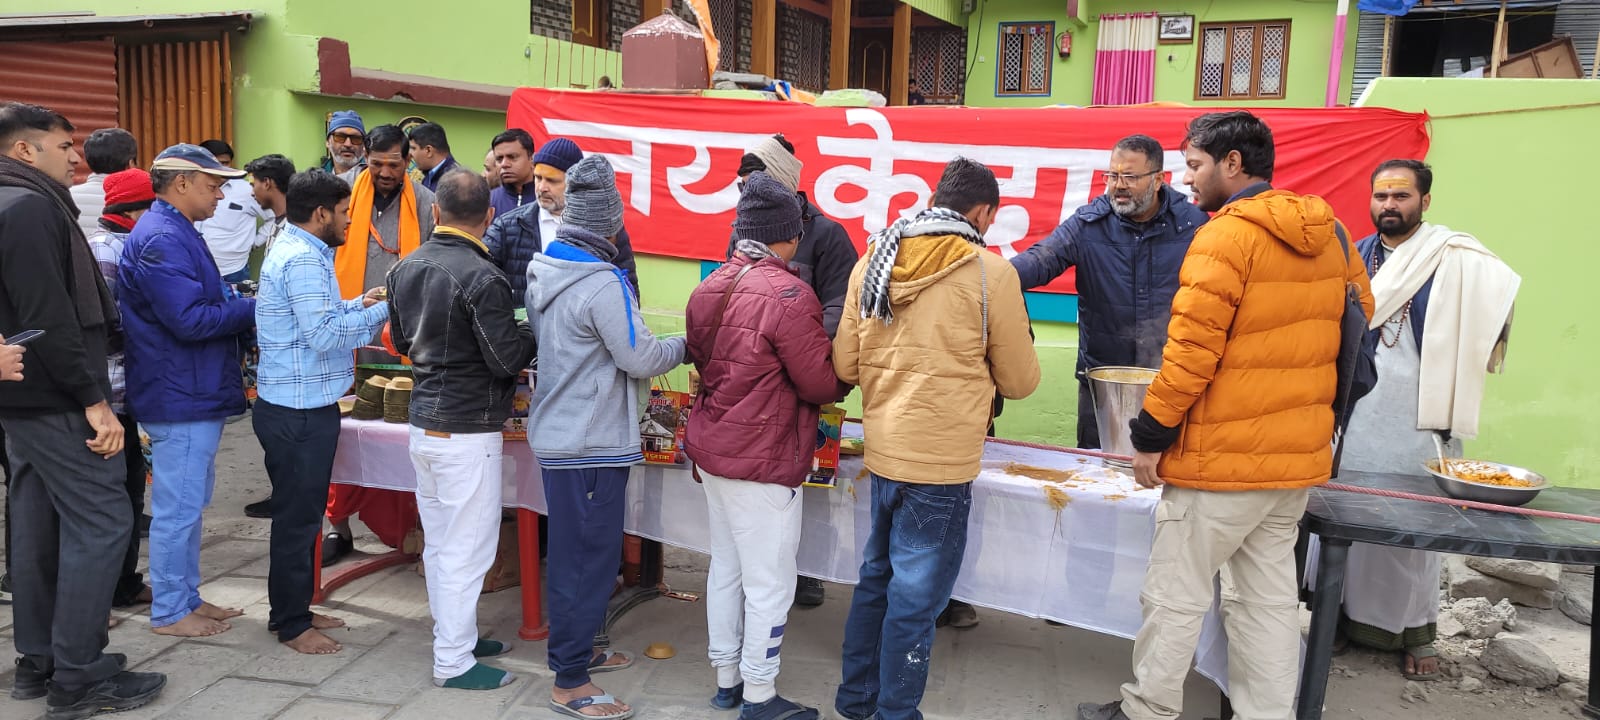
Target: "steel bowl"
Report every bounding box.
[1422,458,1547,507]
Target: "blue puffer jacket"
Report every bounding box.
[483,202,639,305]
[118,201,257,422]
[1011,185,1208,374]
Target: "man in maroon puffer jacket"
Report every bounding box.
[684,171,848,720]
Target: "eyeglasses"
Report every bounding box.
[1104,170,1162,186]
[330,133,365,146]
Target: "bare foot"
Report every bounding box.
[311,613,346,630]
[283,628,342,655]
[108,613,123,629]
[195,601,244,621]
[1404,650,1440,679]
[553,682,630,717]
[153,612,230,637]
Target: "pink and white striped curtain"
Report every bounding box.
[1092,13,1159,106]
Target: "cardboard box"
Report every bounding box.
[804,405,846,489]
[641,387,692,465]
[502,369,533,439]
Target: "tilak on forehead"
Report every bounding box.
[1375,176,1414,192]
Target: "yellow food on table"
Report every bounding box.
[1440,459,1538,488]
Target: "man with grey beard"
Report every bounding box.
[1010,135,1209,449]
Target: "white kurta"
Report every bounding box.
[1314,301,1461,636]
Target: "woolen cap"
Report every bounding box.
[733,171,803,246]
[103,168,156,206]
[532,137,584,174]
[327,110,365,136]
[562,155,625,238]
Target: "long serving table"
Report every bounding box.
[325,417,1237,691]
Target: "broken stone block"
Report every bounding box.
[1558,571,1593,626]
[1450,596,1518,639]
[1465,557,1562,591]
[1558,682,1587,702]
[1480,634,1560,688]
[1446,556,1556,609]
[1458,676,1485,693]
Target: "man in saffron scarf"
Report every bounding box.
[325,123,436,566]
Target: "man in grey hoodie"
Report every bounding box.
[525,155,686,720]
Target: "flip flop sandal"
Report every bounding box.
[1402,645,1441,681]
[588,649,632,674]
[549,693,635,719]
[739,695,820,720]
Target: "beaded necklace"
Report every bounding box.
[1371,243,1411,348]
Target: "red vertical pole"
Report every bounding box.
[517,508,549,640]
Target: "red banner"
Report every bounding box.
[508,89,1429,294]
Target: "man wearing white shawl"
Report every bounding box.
[1326,159,1519,680]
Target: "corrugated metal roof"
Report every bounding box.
[0,39,119,184]
[0,11,253,39]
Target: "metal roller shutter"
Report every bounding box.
[0,39,119,184]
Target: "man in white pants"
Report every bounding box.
[684,172,847,719]
[385,169,536,690]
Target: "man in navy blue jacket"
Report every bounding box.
[1010,135,1208,449]
[120,144,258,639]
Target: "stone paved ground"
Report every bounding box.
[0,422,1581,719]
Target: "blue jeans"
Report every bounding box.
[836,475,972,720]
[145,419,225,627]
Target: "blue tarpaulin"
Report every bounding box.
[1358,0,1421,15]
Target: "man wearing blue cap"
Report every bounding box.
[483,136,638,306]
[120,143,258,639]
[321,110,367,175]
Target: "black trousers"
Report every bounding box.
[4,411,130,689]
[252,399,341,643]
[112,412,147,605]
[1076,378,1101,450]
[3,414,145,604]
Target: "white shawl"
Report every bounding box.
[1368,223,1520,438]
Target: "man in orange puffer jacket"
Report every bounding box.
[1078,111,1374,720]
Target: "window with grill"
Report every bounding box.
[1196,21,1290,100]
[913,29,968,104]
[997,22,1054,96]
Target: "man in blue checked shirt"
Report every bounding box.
[252,169,388,655]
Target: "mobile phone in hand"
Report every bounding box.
[5,329,44,345]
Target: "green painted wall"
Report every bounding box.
[964,0,1358,108]
[1361,78,1600,488]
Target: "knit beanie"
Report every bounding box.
[745,136,801,194]
[103,168,156,206]
[562,155,625,238]
[532,137,584,175]
[733,171,803,246]
[327,110,365,136]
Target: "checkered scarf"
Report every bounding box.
[858,206,984,325]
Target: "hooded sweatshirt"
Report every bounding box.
[1140,186,1374,491]
[834,214,1040,484]
[525,225,686,468]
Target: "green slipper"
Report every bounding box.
[434,662,516,690]
[473,638,513,658]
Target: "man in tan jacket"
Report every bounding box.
[832,157,1040,720]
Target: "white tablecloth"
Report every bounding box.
[331,418,1233,689]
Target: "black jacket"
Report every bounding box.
[482,202,640,306]
[386,230,536,433]
[726,194,858,337]
[0,186,112,416]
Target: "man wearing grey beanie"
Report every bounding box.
[524,154,685,720]
[685,172,846,720]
